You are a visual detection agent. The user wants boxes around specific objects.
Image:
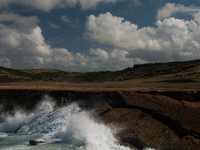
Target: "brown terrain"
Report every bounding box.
[0,60,200,149]
[0,86,199,150]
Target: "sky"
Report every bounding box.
[0,0,200,72]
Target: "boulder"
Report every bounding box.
[29,140,45,145]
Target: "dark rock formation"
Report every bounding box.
[29,140,45,145]
[0,88,200,150]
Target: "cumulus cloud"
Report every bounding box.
[0,24,51,57]
[0,46,133,71]
[1,3,200,72]
[88,48,133,71]
[0,13,133,71]
[0,13,52,70]
[193,12,200,24]
[85,12,164,51]
[0,0,122,11]
[156,3,200,20]
[39,47,133,72]
[85,12,200,63]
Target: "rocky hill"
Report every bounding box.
[0,59,200,83]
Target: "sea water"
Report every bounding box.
[0,95,155,150]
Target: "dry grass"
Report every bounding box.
[1,59,200,89]
[3,73,199,90]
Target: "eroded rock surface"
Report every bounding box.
[73,90,200,150]
[0,88,200,150]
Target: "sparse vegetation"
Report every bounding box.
[157,79,197,83]
[0,59,200,89]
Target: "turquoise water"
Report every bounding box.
[0,95,155,150]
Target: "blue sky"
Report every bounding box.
[0,0,200,72]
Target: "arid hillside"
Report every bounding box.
[0,59,200,89]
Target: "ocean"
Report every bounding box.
[0,95,155,150]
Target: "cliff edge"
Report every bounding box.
[0,88,199,150]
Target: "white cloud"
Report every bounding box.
[49,22,60,29]
[85,12,163,51]
[0,0,11,9]
[193,12,200,24]
[0,24,51,57]
[0,0,122,11]
[0,58,11,68]
[85,12,200,63]
[42,47,132,72]
[88,48,133,71]
[156,3,200,20]
[156,18,200,51]
[0,13,39,26]
[0,13,50,57]
[156,3,185,20]
[129,0,142,7]
[78,0,120,10]
[43,48,88,71]
[1,3,200,72]
[61,15,79,27]
[0,0,77,12]
[61,15,71,24]
[0,13,133,71]
[90,48,109,60]
[0,46,133,72]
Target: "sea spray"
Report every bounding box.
[18,101,80,134]
[0,95,55,133]
[0,95,155,150]
[50,110,129,150]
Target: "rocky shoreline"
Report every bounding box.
[0,87,200,150]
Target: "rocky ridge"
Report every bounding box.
[0,88,199,150]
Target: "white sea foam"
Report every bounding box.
[0,132,7,138]
[0,95,155,150]
[0,95,55,133]
[50,110,130,150]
